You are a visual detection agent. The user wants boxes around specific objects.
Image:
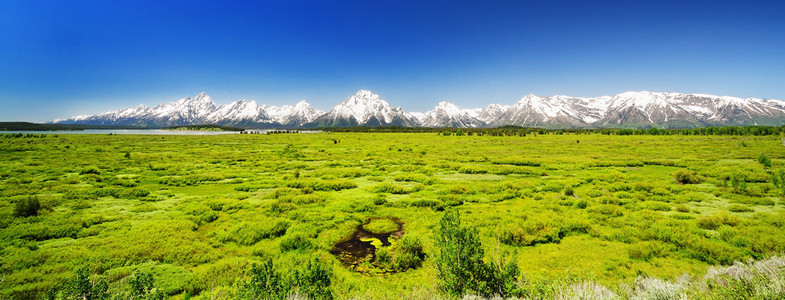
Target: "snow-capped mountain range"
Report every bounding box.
[54,90,785,128]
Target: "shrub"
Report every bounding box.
[564,185,574,196]
[395,234,426,270]
[128,271,165,300]
[438,195,464,206]
[500,219,563,246]
[372,183,421,194]
[279,233,313,252]
[575,199,588,209]
[435,210,522,298]
[79,166,101,175]
[410,199,445,210]
[292,258,333,300]
[727,204,754,213]
[240,259,288,300]
[697,212,741,230]
[52,266,110,300]
[673,169,701,184]
[758,153,772,168]
[14,196,40,218]
[240,258,333,300]
[628,241,668,261]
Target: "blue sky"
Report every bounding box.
[1,0,784,122]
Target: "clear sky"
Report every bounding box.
[1,0,784,122]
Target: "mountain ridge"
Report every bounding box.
[53,90,785,129]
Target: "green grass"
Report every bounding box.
[0,132,784,299]
[363,218,400,234]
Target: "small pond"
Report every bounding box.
[329,218,404,274]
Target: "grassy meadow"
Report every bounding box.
[1,132,784,299]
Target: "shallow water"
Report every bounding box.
[330,218,404,272]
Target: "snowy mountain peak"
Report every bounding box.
[310,90,417,126]
[53,90,785,129]
[419,101,484,128]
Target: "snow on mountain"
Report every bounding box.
[476,104,510,124]
[207,99,271,125]
[308,90,418,127]
[418,101,485,128]
[53,90,785,129]
[492,94,606,127]
[264,100,324,126]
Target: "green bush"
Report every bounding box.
[564,185,574,196]
[500,219,563,246]
[673,169,701,184]
[14,196,40,218]
[575,199,588,209]
[50,266,109,300]
[758,153,772,168]
[395,234,426,270]
[697,212,741,230]
[240,258,333,300]
[279,233,313,252]
[435,210,522,298]
[727,204,754,213]
[240,259,288,300]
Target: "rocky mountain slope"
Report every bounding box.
[54,90,785,128]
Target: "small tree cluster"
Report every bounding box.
[435,210,522,298]
[240,257,333,300]
[46,267,109,300]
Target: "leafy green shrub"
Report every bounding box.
[240,258,333,300]
[279,233,314,252]
[644,202,671,211]
[590,204,624,216]
[292,258,333,300]
[435,210,522,298]
[500,219,563,246]
[627,241,668,261]
[409,198,445,210]
[395,234,426,270]
[575,199,588,209]
[372,195,387,205]
[758,153,772,168]
[287,179,357,191]
[727,204,754,213]
[458,165,488,174]
[225,220,290,246]
[438,195,464,206]
[372,183,421,194]
[376,247,392,265]
[127,271,165,300]
[51,266,109,300]
[673,169,701,184]
[79,166,101,175]
[240,259,288,300]
[564,185,574,196]
[269,201,297,214]
[697,212,741,230]
[14,196,40,218]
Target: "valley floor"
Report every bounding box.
[0,132,783,299]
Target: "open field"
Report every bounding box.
[1,132,784,299]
